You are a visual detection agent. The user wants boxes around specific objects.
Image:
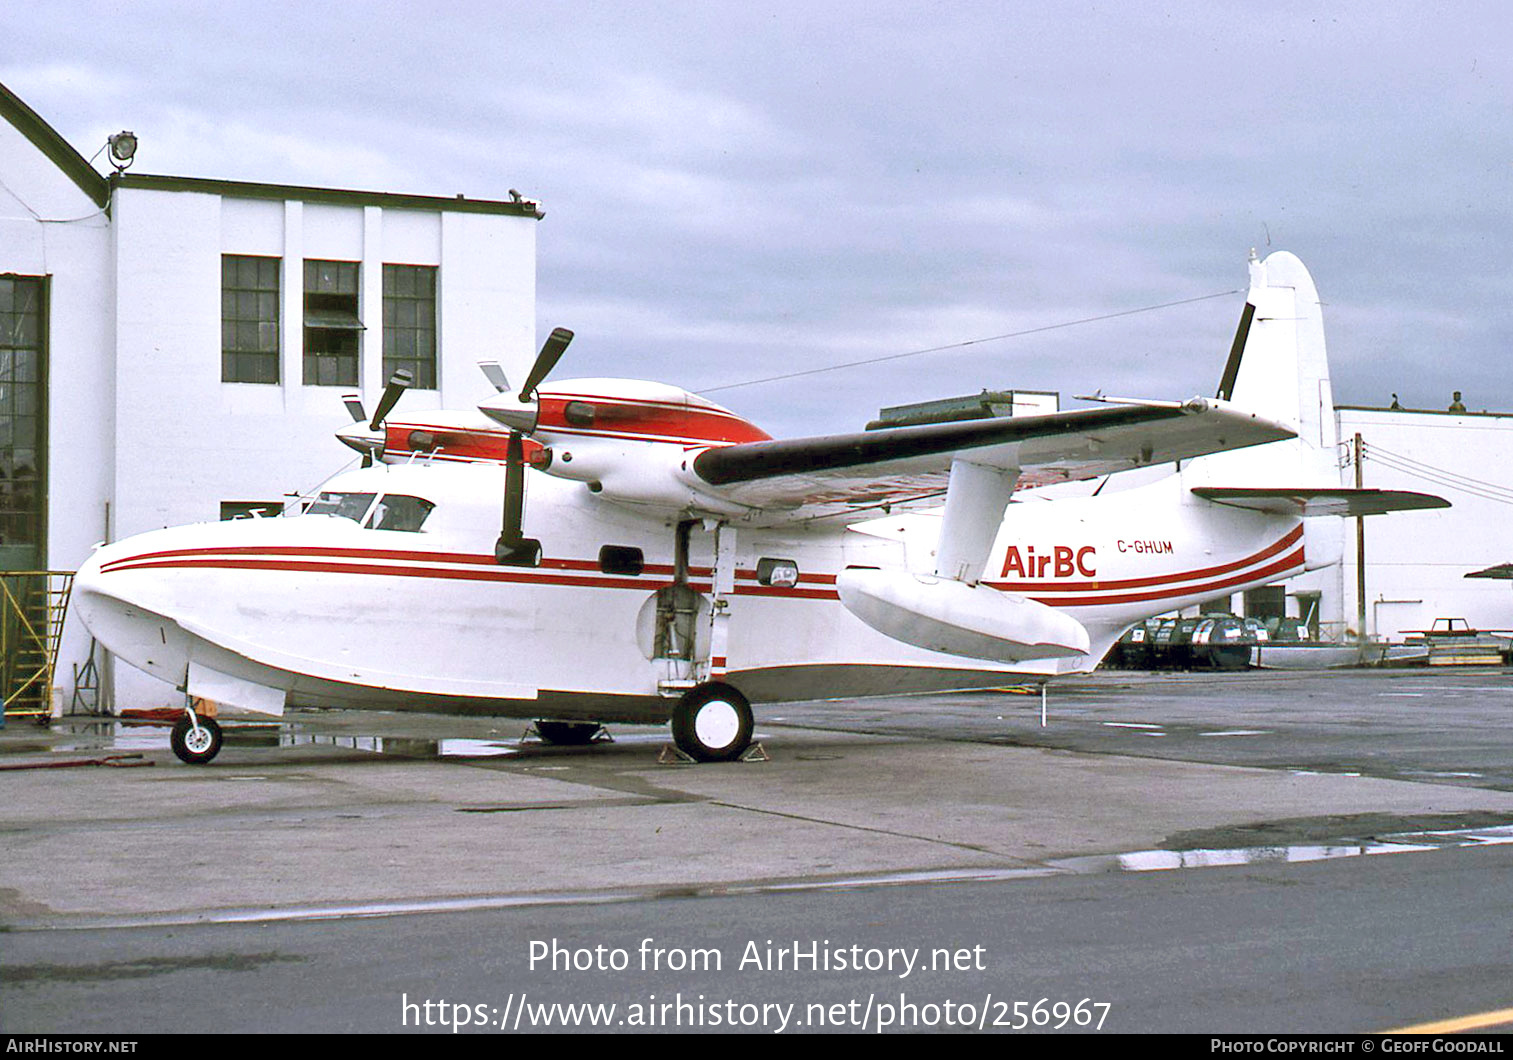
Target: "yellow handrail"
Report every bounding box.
[1,571,74,720]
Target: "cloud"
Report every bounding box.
[6,1,1513,434]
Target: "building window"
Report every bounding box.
[304,260,362,386]
[0,276,46,568]
[221,256,280,384]
[383,265,437,389]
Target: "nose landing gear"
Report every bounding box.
[170,706,223,765]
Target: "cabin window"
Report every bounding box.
[303,260,363,386]
[307,491,377,522]
[367,495,435,533]
[222,255,280,384]
[756,557,800,588]
[598,545,645,576]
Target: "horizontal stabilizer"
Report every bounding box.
[1192,487,1449,517]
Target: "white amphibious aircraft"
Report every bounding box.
[75,251,1444,764]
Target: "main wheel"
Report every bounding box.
[671,683,753,763]
[534,720,602,746]
[170,714,223,765]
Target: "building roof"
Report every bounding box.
[1337,404,1513,420]
[0,81,111,208]
[112,173,543,218]
[1,79,543,219]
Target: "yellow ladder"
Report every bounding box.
[2,571,74,721]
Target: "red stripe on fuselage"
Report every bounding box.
[995,546,1306,608]
[102,554,715,593]
[98,531,1298,609]
[101,544,708,579]
[991,525,1303,593]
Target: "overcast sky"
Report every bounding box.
[5,2,1510,437]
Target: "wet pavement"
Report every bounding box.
[6,666,1513,1033]
[4,667,1513,928]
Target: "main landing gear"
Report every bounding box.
[671,683,754,763]
[170,708,223,765]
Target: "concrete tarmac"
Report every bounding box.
[6,667,1513,1034]
[3,668,1512,929]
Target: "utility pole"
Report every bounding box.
[1355,432,1367,644]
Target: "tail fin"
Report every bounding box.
[1189,251,1445,517]
[1187,250,1339,489]
[1223,249,1336,451]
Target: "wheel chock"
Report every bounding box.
[658,744,697,765]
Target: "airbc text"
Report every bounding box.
[1000,545,1097,579]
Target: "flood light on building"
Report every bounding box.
[107,130,137,170]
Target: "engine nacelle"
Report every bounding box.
[543,438,750,516]
[836,567,1091,663]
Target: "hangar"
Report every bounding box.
[1186,400,1513,647]
[0,81,542,714]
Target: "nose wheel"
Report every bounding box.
[171,710,223,765]
[671,683,753,763]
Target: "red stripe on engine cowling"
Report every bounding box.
[535,395,770,446]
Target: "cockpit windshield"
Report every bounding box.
[305,491,435,532]
[307,491,377,522]
[369,495,434,532]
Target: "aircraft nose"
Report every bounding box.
[72,543,114,606]
[70,537,196,689]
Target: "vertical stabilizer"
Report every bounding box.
[1188,250,1339,489]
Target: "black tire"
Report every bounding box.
[671,683,753,763]
[534,720,602,746]
[170,714,223,765]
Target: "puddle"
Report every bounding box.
[31,722,680,762]
[48,720,280,754]
[281,730,677,759]
[1400,770,1484,779]
[1083,823,1513,874]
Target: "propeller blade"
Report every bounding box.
[368,368,414,431]
[518,327,574,402]
[494,429,541,566]
[501,431,525,543]
[342,394,366,423]
[478,361,510,394]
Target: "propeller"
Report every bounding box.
[491,328,572,566]
[518,327,574,402]
[478,361,510,394]
[335,368,412,468]
[369,368,414,431]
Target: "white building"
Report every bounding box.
[1,82,542,712]
[1337,405,1513,641]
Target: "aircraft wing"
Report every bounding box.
[692,398,1294,521]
